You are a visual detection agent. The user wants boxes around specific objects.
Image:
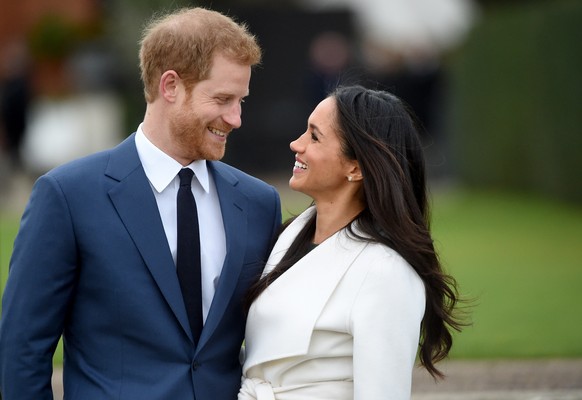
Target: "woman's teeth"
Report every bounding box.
[294,161,307,170]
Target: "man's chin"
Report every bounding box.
[207,150,226,161]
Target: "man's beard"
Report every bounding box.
[170,109,226,162]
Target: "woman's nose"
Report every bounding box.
[290,132,306,152]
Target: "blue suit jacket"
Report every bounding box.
[0,134,282,399]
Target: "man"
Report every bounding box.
[0,7,281,399]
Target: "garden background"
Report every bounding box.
[1,0,581,368]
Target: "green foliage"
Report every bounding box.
[446,0,582,202]
[27,14,81,60]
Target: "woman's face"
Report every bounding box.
[289,97,356,202]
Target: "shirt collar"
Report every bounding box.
[135,124,210,193]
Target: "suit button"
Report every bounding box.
[192,361,200,370]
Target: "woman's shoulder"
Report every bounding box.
[347,241,426,315]
[350,240,422,286]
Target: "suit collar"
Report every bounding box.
[104,133,141,182]
[106,140,251,348]
[106,134,192,339]
[196,162,249,351]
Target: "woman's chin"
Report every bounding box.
[288,177,306,194]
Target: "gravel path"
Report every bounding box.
[50,359,582,399]
[412,359,582,400]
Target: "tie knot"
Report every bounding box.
[178,168,194,187]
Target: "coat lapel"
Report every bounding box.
[244,207,368,369]
[105,135,191,339]
[196,162,248,350]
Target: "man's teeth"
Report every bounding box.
[209,128,226,137]
[294,161,307,170]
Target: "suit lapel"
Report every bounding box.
[105,135,192,340]
[197,162,248,349]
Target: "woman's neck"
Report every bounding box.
[312,200,364,244]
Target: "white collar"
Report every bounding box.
[135,124,210,193]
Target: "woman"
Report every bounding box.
[239,85,463,399]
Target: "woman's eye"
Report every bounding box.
[310,132,318,142]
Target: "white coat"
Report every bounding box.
[239,207,426,400]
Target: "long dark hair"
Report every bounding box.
[246,85,465,379]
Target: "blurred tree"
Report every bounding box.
[101,0,192,132]
[446,0,582,202]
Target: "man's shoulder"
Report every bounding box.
[45,134,134,181]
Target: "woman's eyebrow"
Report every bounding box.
[308,122,325,136]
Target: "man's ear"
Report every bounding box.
[159,70,180,102]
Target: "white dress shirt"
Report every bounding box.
[135,125,226,323]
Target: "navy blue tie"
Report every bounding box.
[176,168,203,344]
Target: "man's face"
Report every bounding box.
[169,52,251,163]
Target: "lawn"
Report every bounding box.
[1,187,581,360]
[430,188,582,358]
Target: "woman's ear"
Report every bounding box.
[346,161,363,182]
[159,70,180,102]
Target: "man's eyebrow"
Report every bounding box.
[213,91,250,98]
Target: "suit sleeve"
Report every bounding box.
[0,174,78,400]
[350,250,426,400]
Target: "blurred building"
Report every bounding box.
[208,0,477,179]
[0,0,122,176]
